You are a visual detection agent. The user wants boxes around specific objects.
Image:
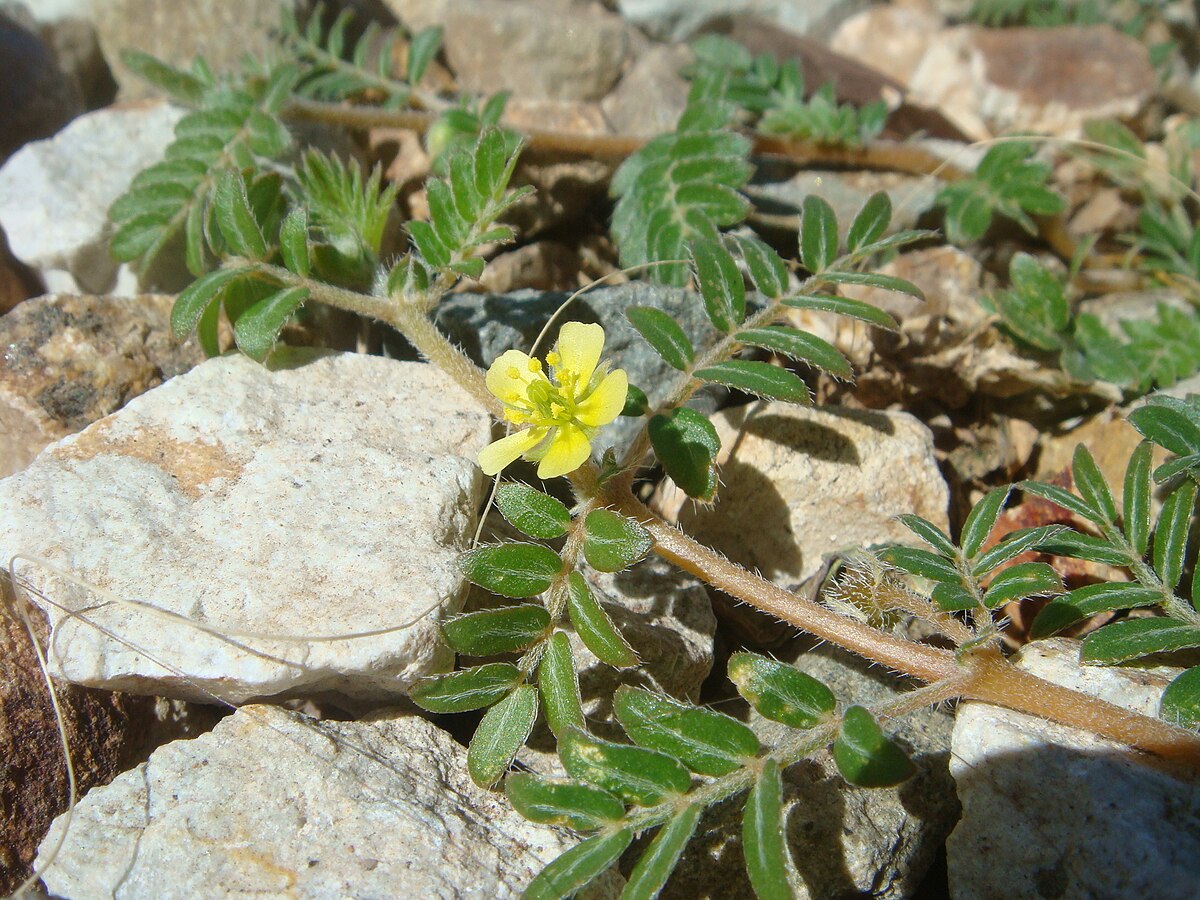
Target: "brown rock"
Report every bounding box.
[503,97,612,136]
[477,241,584,293]
[0,225,39,316]
[0,6,84,161]
[0,293,204,479]
[601,43,692,135]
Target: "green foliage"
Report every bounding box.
[559,728,692,806]
[469,685,539,787]
[728,652,837,729]
[742,760,793,900]
[581,510,653,573]
[936,142,1065,244]
[688,34,888,148]
[648,407,722,502]
[833,706,916,788]
[459,542,562,598]
[495,483,572,540]
[410,662,523,713]
[564,572,638,667]
[614,687,760,777]
[441,606,551,656]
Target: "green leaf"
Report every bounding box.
[1082,618,1200,665]
[1018,480,1102,525]
[1128,404,1200,457]
[171,267,252,340]
[782,294,898,330]
[846,191,891,253]
[1030,582,1163,639]
[896,515,958,559]
[621,805,703,900]
[460,543,562,598]
[524,828,633,900]
[232,286,308,361]
[279,207,311,277]
[735,233,788,299]
[694,360,811,404]
[817,270,925,301]
[468,685,538,787]
[649,407,721,502]
[961,486,1010,559]
[213,169,267,259]
[691,239,745,332]
[981,562,1062,609]
[559,728,692,806]
[614,686,759,777]
[1033,529,1132,567]
[565,572,638,668]
[1072,444,1117,525]
[734,327,852,379]
[931,582,977,612]
[583,510,653,574]
[1124,441,1153,557]
[800,195,838,273]
[971,525,1064,576]
[495,483,571,540]
[1153,481,1197,591]
[728,652,835,729]
[410,662,522,713]
[627,307,695,371]
[505,773,626,831]
[442,605,551,656]
[880,546,961,583]
[743,760,792,900]
[406,26,443,84]
[833,706,916,788]
[623,384,650,417]
[539,632,585,739]
[1160,666,1200,730]
[120,49,207,103]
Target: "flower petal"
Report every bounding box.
[486,350,542,407]
[555,322,604,386]
[536,424,592,479]
[477,427,546,476]
[575,369,628,428]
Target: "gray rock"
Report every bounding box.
[0,100,182,294]
[0,5,84,160]
[949,639,1200,899]
[616,0,870,43]
[92,0,297,100]
[662,643,959,899]
[37,705,621,898]
[0,292,204,479]
[659,401,950,587]
[601,43,692,136]
[426,283,726,451]
[0,351,491,704]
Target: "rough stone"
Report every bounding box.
[37,705,622,898]
[0,293,204,479]
[0,225,39,316]
[0,6,84,161]
[396,0,633,102]
[477,241,586,294]
[831,5,942,87]
[663,643,959,899]
[600,43,692,136]
[0,101,182,294]
[948,638,1200,899]
[428,283,726,451]
[0,351,491,704]
[92,0,297,100]
[616,0,871,43]
[658,401,949,587]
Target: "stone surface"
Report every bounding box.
[831,5,941,88]
[0,351,491,704]
[663,643,959,899]
[476,241,585,294]
[37,705,621,898]
[0,293,204,479]
[427,283,726,451]
[0,101,182,294]
[0,5,84,160]
[658,401,949,587]
[616,0,870,43]
[92,0,296,100]
[949,638,1200,899]
[396,0,633,102]
[601,43,692,135]
[0,225,39,316]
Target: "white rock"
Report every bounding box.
[616,0,868,42]
[0,100,181,294]
[37,705,615,898]
[948,638,1200,899]
[658,402,949,587]
[0,350,491,703]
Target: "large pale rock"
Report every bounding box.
[616,0,870,42]
[664,643,959,899]
[0,351,491,704]
[0,101,182,294]
[37,705,619,898]
[0,293,203,479]
[600,43,692,135]
[949,639,1200,899]
[658,402,949,587]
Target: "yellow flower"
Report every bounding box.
[478,322,628,479]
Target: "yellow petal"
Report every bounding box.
[477,427,546,476]
[486,350,541,407]
[575,369,628,428]
[536,424,592,479]
[555,322,604,386]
